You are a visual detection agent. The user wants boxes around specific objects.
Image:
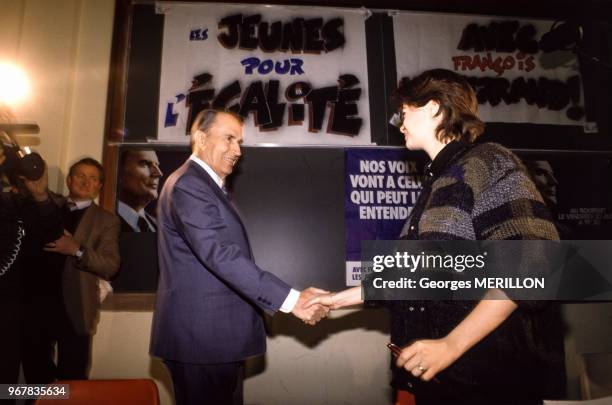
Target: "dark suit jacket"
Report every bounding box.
[1,193,62,295]
[150,160,291,364]
[118,209,157,233]
[55,198,121,335]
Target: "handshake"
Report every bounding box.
[291,287,343,325]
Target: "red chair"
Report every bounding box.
[33,379,160,405]
[396,389,417,405]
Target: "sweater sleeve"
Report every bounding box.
[467,144,559,311]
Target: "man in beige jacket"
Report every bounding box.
[21,157,120,383]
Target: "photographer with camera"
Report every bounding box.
[0,135,62,398]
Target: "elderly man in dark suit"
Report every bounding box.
[21,157,120,383]
[150,110,328,405]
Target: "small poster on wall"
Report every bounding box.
[344,149,424,286]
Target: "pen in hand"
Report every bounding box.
[387,342,440,384]
[387,342,402,357]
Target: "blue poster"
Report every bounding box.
[344,149,423,285]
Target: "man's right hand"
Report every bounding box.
[292,287,330,325]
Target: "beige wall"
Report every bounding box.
[3,1,612,404]
[563,303,612,399]
[0,0,114,193]
[92,308,392,405]
[92,303,612,404]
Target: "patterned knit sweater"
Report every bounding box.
[389,141,565,402]
[401,141,559,241]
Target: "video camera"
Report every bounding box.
[0,123,44,185]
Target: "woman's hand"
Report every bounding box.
[395,337,462,382]
[305,292,337,309]
[396,295,518,381]
[304,286,363,310]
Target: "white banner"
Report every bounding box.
[393,12,585,126]
[157,2,371,145]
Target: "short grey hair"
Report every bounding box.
[190,109,243,149]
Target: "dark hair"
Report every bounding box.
[119,149,154,175]
[190,109,243,149]
[68,157,104,184]
[393,69,485,143]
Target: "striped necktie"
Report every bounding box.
[137,216,150,232]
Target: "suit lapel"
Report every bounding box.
[74,204,96,243]
[187,160,244,223]
[145,212,157,231]
[187,161,253,257]
[53,194,96,243]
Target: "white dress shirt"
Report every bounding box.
[117,200,155,232]
[66,198,93,211]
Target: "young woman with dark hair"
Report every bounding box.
[308,69,566,404]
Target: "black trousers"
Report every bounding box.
[21,298,91,384]
[164,360,244,405]
[0,293,21,405]
[0,296,21,383]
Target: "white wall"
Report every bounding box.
[0,0,114,193]
[90,303,612,405]
[563,303,612,399]
[91,308,392,405]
